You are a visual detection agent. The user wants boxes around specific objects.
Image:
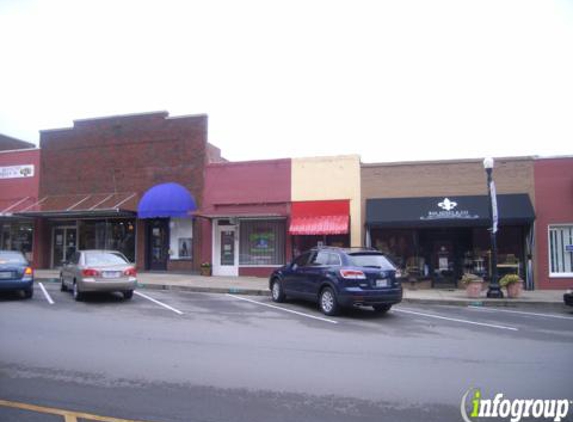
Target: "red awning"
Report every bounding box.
[289,215,349,235]
[288,200,350,235]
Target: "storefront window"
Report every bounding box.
[169,218,193,260]
[0,221,33,260]
[239,219,285,266]
[549,225,573,276]
[79,218,136,262]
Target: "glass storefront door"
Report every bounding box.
[52,226,77,268]
[214,221,238,276]
[147,219,169,271]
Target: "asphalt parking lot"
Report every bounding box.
[1,282,572,422]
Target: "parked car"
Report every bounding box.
[60,250,137,301]
[269,247,402,316]
[564,289,573,307]
[0,250,34,299]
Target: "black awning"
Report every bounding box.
[366,194,535,228]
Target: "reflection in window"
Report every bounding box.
[79,219,136,262]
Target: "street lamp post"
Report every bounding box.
[483,157,504,298]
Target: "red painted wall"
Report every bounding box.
[0,149,40,209]
[201,159,291,273]
[534,157,573,289]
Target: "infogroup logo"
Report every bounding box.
[461,388,572,422]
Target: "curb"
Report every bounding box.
[137,283,271,297]
[35,278,566,310]
[401,297,568,311]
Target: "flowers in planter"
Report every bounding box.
[499,273,522,287]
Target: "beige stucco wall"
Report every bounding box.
[292,155,362,246]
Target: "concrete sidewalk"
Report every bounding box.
[35,269,569,310]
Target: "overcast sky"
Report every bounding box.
[0,0,572,163]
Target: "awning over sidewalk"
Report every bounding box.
[15,192,138,218]
[138,182,197,218]
[366,194,535,228]
[0,197,37,216]
[289,200,350,235]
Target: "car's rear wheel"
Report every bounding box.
[73,281,83,301]
[23,288,33,299]
[319,287,340,316]
[123,290,134,300]
[60,274,68,292]
[271,279,286,303]
[373,304,392,314]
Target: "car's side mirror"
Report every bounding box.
[291,263,298,271]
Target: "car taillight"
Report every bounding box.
[124,267,137,277]
[82,268,101,277]
[339,269,366,280]
[24,267,33,276]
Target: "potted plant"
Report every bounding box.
[460,273,483,298]
[499,273,523,298]
[200,262,212,277]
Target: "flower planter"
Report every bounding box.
[506,281,523,298]
[465,282,482,298]
[200,267,212,277]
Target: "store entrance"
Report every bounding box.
[52,226,77,268]
[147,219,169,271]
[419,229,472,288]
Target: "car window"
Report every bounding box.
[327,253,342,266]
[292,252,311,268]
[347,253,395,270]
[311,251,330,266]
[86,252,129,266]
[0,251,27,265]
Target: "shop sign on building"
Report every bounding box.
[420,197,480,221]
[0,164,35,179]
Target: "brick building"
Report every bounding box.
[0,135,40,264]
[0,133,36,151]
[17,111,220,271]
[534,157,573,289]
[363,157,536,289]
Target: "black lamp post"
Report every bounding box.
[483,157,504,298]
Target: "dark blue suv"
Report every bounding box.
[269,247,402,316]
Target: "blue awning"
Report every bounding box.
[138,183,197,218]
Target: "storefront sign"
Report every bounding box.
[420,197,480,221]
[0,164,35,179]
[249,232,276,254]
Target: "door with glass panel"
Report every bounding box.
[214,222,238,276]
[52,226,78,268]
[147,219,169,271]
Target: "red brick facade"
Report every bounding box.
[37,112,209,270]
[534,157,573,289]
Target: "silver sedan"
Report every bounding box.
[60,250,137,301]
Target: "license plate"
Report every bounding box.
[0,271,13,279]
[376,278,388,287]
[102,271,121,279]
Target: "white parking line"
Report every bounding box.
[226,294,338,324]
[468,306,573,320]
[394,308,519,331]
[134,291,184,315]
[38,282,54,305]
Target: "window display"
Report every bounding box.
[239,219,285,266]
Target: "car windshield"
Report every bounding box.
[85,252,129,266]
[347,253,395,270]
[0,251,27,265]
